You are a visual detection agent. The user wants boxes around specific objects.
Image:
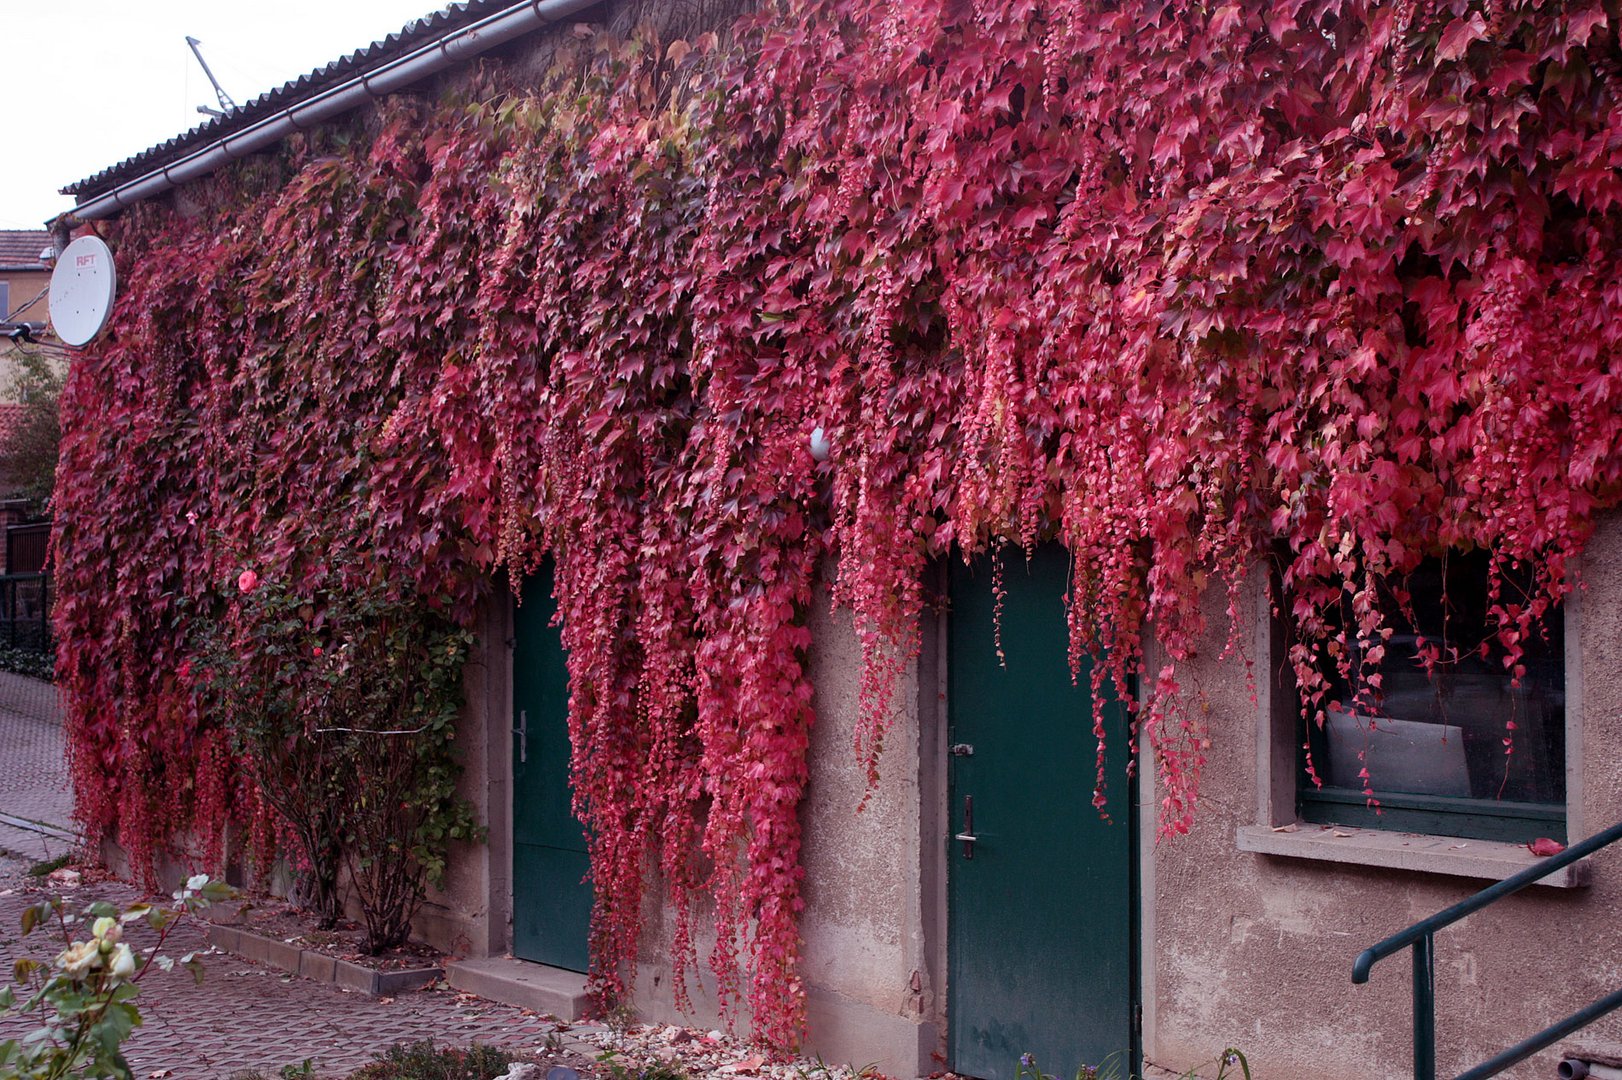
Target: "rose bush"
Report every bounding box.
[0,875,230,1079]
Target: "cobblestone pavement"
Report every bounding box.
[0,672,585,1077]
[0,861,580,1078]
[0,672,77,863]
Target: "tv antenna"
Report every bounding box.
[186,35,238,117]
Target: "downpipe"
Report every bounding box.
[1560,1059,1622,1079]
[65,0,601,221]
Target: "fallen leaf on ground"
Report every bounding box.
[1528,837,1566,857]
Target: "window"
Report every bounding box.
[0,281,10,321]
[1292,551,1566,844]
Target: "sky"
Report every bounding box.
[1,0,455,230]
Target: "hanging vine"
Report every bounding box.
[54,0,1622,1052]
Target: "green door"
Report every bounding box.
[512,567,592,972]
[947,546,1138,1080]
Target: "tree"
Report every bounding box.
[0,347,63,514]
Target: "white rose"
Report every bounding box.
[91,916,120,943]
[185,874,209,892]
[56,940,101,979]
[108,943,137,980]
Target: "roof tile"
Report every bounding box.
[0,232,51,271]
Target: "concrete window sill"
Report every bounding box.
[1235,823,1591,888]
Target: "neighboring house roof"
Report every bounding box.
[0,231,51,272]
[62,0,536,201]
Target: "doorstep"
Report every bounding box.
[446,956,591,1019]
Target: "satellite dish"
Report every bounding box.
[49,236,117,347]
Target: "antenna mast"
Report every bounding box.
[185,36,238,117]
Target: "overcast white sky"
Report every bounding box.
[2,1,453,230]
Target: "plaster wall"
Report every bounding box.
[1143,514,1622,1079]
[415,595,511,959]
[630,595,939,1076]
[0,268,57,405]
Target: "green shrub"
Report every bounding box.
[345,1040,515,1080]
[0,645,55,682]
[193,559,482,950]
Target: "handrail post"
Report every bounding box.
[1414,933,1436,1080]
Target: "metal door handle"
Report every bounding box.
[514,708,528,764]
[955,795,976,859]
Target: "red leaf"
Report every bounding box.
[1437,14,1488,61]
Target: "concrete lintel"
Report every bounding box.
[1235,823,1591,888]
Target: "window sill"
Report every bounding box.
[1235,823,1590,888]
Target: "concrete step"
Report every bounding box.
[447,956,591,1019]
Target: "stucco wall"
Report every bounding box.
[630,595,938,1075]
[415,594,510,958]
[1144,515,1622,1079]
[0,268,57,404]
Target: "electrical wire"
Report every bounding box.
[4,285,48,323]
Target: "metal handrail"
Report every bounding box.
[1352,818,1622,1080]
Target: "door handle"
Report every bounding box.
[955,794,977,859]
[514,708,528,764]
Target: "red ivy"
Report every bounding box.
[55,0,1622,1052]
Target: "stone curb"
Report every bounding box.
[205,922,443,996]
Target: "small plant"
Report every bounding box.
[1015,1047,1250,1080]
[0,874,232,1079]
[596,1048,689,1080]
[279,1061,315,1079]
[1186,1049,1249,1080]
[344,1040,515,1080]
[1015,1051,1121,1080]
[25,853,72,879]
[0,645,56,683]
[601,1000,640,1035]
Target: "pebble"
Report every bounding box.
[574,1022,882,1080]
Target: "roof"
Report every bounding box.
[61,0,525,200]
[0,232,51,272]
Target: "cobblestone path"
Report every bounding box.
[0,672,581,1077]
[0,671,76,863]
[0,863,576,1077]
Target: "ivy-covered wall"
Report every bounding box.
[54,0,1622,1054]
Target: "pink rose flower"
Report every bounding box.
[237,569,259,593]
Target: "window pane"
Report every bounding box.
[1301,551,1564,827]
